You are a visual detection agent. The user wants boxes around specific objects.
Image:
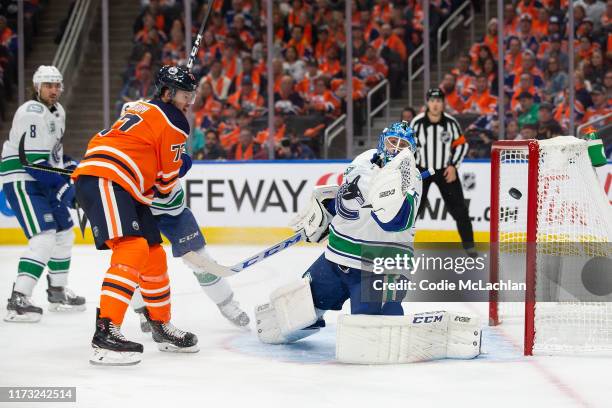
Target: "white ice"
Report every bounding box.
[0,244,609,408]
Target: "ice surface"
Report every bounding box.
[0,244,609,408]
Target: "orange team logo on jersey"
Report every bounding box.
[72,100,190,205]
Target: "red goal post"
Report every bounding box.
[489,137,612,356]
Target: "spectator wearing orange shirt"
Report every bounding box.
[285,25,313,59]
[507,50,544,92]
[331,75,367,101]
[229,128,268,160]
[464,74,498,115]
[314,26,334,63]
[482,19,499,59]
[221,46,242,81]
[373,0,394,24]
[0,15,13,48]
[296,60,321,97]
[305,78,341,117]
[234,56,262,92]
[504,36,524,73]
[232,14,255,48]
[320,46,342,78]
[516,0,543,21]
[134,12,167,46]
[582,85,612,124]
[451,54,476,98]
[359,10,380,42]
[227,76,265,117]
[256,115,288,145]
[355,46,389,86]
[440,73,465,115]
[161,26,186,66]
[193,80,222,130]
[532,8,550,40]
[372,23,407,62]
[510,73,542,110]
[503,4,519,36]
[577,35,599,62]
[204,60,234,101]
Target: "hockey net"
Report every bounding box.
[489,136,612,355]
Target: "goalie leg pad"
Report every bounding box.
[256,278,323,344]
[336,311,481,364]
[255,302,321,344]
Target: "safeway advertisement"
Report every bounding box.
[0,161,610,232]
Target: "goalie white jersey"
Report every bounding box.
[0,99,66,183]
[325,149,422,271]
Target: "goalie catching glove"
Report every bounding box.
[290,184,338,243]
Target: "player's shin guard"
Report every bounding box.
[100,237,148,325]
[140,244,171,323]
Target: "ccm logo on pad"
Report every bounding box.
[379,189,395,198]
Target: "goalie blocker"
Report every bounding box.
[255,279,482,363]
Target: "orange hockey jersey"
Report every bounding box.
[72,100,189,205]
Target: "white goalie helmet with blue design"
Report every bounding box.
[376,121,417,165]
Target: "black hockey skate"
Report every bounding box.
[47,276,86,312]
[134,307,151,333]
[4,287,43,323]
[90,308,143,366]
[142,308,199,353]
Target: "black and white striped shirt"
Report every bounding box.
[410,111,468,171]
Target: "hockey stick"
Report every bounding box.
[183,230,306,278]
[18,134,88,237]
[186,0,215,71]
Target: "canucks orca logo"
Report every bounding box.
[336,175,364,220]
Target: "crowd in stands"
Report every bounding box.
[434,0,611,158]
[0,0,41,122]
[120,0,464,160]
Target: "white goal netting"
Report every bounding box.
[493,136,612,354]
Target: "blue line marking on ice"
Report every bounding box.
[225,326,336,364]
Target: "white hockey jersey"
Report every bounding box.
[150,183,186,217]
[1,100,66,183]
[325,149,422,271]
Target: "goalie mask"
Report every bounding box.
[377,121,417,165]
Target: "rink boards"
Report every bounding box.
[0,160,610,244]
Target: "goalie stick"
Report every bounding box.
[184,170,435,278]
[18,134,88,237]
[183,230,306,278]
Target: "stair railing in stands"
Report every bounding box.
[366,79,390,148]
[436,1,475,83]
[52,0,95,102]
[323,113,347,159]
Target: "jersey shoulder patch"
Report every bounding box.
[147,99,190,137]
[24,101,44,114]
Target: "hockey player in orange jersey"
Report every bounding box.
[72,65,199,365]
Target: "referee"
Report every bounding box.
[410,88,476,255]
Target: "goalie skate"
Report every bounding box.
[4,289,43,323]
[218,295,250,328]
[47,277,86,312]
[90,309,143,366]
[143,309,199,353]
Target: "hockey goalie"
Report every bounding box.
[255,122,482,364]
